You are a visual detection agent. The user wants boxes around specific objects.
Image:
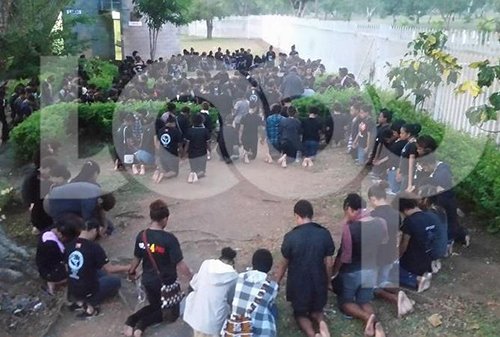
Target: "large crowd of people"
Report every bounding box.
[14,44,471,337]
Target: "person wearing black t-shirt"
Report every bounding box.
[275,200,334,337]
[36,214,82,295]
[125,200,193,337]
[153,116,183,183]
[240,103,263,162]
[265,45,276,67]
[368,109,393,169]
[184,114,211,183]
[176,106,191,138]
[397,124,421,193]
[367,186,415,319]
[66,220,129,318]
[301,106,323,167]
[394,195,434,293]
[380,120,407,194]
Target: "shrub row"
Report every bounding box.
[10,101,219,162]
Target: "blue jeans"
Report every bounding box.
[399,266,418,289]
[303,140,319,158]
[387,169,401,194]
[337,269,377,306]
[135,150,156,165]
[357,146,366,165]
[87,271,122,307]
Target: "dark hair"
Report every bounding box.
[402,123,422,137]
[221,247,237,261]
[166,115,177,124]
[100,193,116,211]
[181,106,190,114]
[166,102,177,112]
[270,103,281,115]
[332,103,342,112]
[40,157,58,170]
[361,104,373,114]
[252,249,273,273]
[50,164,71,180]
[294,200,314,219]
[394,193,420,212]
[71,160,100,184]
[55,214,84,241]
[150,199,170,222]
[417,135,438,152]
[368,183,387,200]
[343,193,365,211]
[309,105,320,115]
[391,120,406,133]
[84,219,101,231]
[380,109,393,123]
[287,106,297,118]
[352,102,362,111]
[192,113,203,126]
[418,184,440,209]
[201,102,210,110]
[381,129,395,142]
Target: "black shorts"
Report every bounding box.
[290,289,327,317]
[40,263,67,283]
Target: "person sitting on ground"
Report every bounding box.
[153,115,183,184]
[184,113,211,183]
[367,185,414,319]
[184,247,239,337]
[36,214,83,295]
[70,160,101,186]
[125,200,193,337]
[301,106,322,168]
[226,249,279,337]
[332,193,388,337]
[66,219,129,318]
[393,193,434,293]
[275,200,334,337]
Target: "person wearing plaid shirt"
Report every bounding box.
[265,104,284,163]
[229,249,279,337]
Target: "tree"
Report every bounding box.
[402,0,433,24]
[381,0,403,24]
[319,0,355,21]
[133,0,191,60]
[357,0,380,22]
[188,0,231,39]
[433,0,470,27]
[387,31,462,110]
[289,0,313,17]
[0,0,86,80]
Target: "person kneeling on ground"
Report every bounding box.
[66,219,130,318]
[36,214,83,295]
[332,193,387,337]
[184,113,211,184]
[393,193,435,293]
[367,185,414,319]
[184,247,238,337]
[153,115,183,184]
[225,249,279,337]
[275,200,334,337]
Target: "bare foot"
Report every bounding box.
[397,291,414,318]
[123,325,133,337]
[375,323,386,337]
[364,314,376,337]
[133,329,142,337]
[319,320,330,337]
[139,165,145,175]
[417,273,432,293]
[132,164,139,175]
[151,169,159,181]
[155,173,164,184]
[188,172,194,184]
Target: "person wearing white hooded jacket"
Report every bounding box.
[183,247,238,337]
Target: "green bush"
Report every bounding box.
[11,101,219,162]
[83,58,119,90]
[0,178,15,211]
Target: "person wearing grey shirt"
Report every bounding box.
[280,67,304,100]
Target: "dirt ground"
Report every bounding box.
[1,140,500,337]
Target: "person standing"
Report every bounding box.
[275,200,334,337]
[353,105,376,166]
[280,66,304,100]
[184,248,238,337]
[125,200,193,337]
[397,124,421,192]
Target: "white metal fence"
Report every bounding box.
[185,15,500,144]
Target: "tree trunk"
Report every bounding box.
[315,0,319,18]
[206,18,213,40]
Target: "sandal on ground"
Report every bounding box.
[77,307,100,319]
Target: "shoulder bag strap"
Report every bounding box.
[245,277,272,316]
[142,230,161,278]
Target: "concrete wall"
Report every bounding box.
[185,15,500,143]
